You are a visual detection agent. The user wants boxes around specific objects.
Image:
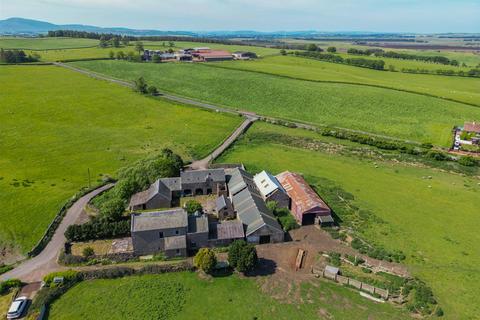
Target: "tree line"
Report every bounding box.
[293,50,385,70]
[47,30,249,46]
[0,49,40,63]
[347,48,459,66]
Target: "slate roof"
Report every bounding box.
[216,220,244,240]
[276,171,331,216]
[232,187,282,237]
[188,215,209,234]
[129,179,172,208]
[164,235,187,250]
[253,170,286,198]
[131,209,187,232]
[216,194,232,212]
[325,265,339,275]
[181,169,225,184]
[227,168,259,196]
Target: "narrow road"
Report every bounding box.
[188,116,256,170]
[1,184,114,283]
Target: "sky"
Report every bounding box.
[1,0,479,33]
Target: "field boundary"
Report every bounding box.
[200,60,480,108]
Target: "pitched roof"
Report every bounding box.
[464,121,480,133]
[253,170,286,198]
[227,167,259,196]
[181,169,225,184]
[199,50,232,58]
[232,187,282,236]
[216,220,244,240]
[131,209,187,232]
[129,179,172,207]
[276,171,331,216]
[188,215,209,234]
[216,195,231,211]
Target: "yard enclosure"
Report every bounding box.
[0,65,242,256]
[217,122,480,319]
[70,59,480,146]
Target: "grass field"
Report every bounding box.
[0,65,242,255]
[217,122,480,319]
[0,37,99,50]
[48,272,409,320]
[216,55,480,106]
[70,59,480,146]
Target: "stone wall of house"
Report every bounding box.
[266,190,291,210]
[132,227,187,255]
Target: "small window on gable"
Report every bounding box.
[175,229,179,235]
[159,232,164,238]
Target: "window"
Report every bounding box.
[175,229,179,235]
[176,249,181,256]
[159,232,164,238]
[191,241,197,248]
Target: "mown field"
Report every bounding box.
[216,55,480,106]
[70,59,480,146]
[48,272,409,320]
[0,65,242,256]
[217,122,480,319]
[0,37,99,50]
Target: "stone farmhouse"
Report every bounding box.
[129,167,332,256]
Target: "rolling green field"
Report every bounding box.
[0,65,241,254]
[217,122,480,319]
[217,55,480,106]
[0,37,99,50]
[70,59,480,146]
[48,272,409,320]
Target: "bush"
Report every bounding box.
[458,156,477,167]
[65,219,130,242]
[99,197,126,221]
[43,270,82,287]
[147,85,159,96]
[228,240,258,273]
[0,264,13,275]
[0,279,22,295]
[184,200,203,215]
[134,77,148,94]
[82,246,95,258]
[328,252,341,267]
[193,248,217,274]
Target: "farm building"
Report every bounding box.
[464,121,480,134]
[233,51,258,60]
[128,169,226,210]
[253,170,290,209]
[228,168,284,244]
[195,50,234,62]
[215,194,235,220]
[208,220,245,247]
[131,209,189,257]
[276,171,333,226]
[128,177,181,211]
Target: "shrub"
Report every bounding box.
[147,85,159,96]
[193,248,217,274]
[43,270,82,287]
[99,197,126,221]
[65,219,130,242]
[134,77,148,94]
[82,246,95,258]
[228,240,258,273]
[0,264,13,275]
[184,200,203,215]
[0,279,22,295]
[458,156,477,167]
[328,252,341,267]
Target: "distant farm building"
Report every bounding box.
[464,121,480,134]
[233,51,258,60]
[276,171,334,226]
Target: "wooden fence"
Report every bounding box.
[322,270,389,299]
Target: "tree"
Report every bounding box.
[112,37,120,48]
[82,246,95,258]
[134,77,148,94]
[122,38,129,47]
[100,197,126,221]
[307,43,319,52]
[280,49,287,56]
[327,46,337,53]
[99,36,108,48]
[388,64,396,72]
[147,85,159,96]
[152,54,162,63]
[109,50,115,59]
[458,156,477,167]
[228,240,258,273]
[193,248,217,274]
[116,51,125,60]
[168,41,175,47]
[185,200,202,215]
[135,41,144,53]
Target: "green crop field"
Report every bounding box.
[216,55,480,106]
[217,122,480,319]
[0,65,241,255]
[48,272,409,320]
[70,59,480,146]
[26,46,129,62]
[0,37,99,50]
